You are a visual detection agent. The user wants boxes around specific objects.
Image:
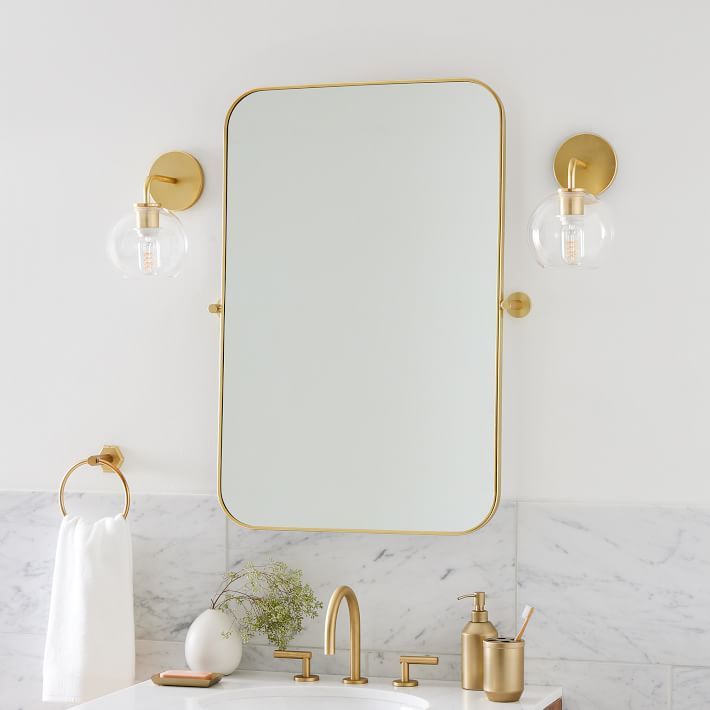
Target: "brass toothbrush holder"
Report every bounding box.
[483,638,524,702]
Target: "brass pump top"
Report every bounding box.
[458,592,489,622]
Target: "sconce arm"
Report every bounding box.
[143,173,178,204]
[566,158,588,191]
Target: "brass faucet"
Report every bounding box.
[323,585,368,684]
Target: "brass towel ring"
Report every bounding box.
[59,452,130,519]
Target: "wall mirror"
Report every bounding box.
[219,79,505,534]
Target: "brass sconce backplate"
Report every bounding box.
[501,292,531,318]
[553,134,617,195]
[148,151,204,210]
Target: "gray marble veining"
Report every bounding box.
[134,639,186,681]
[227,502,517,653]
[130,494,225,641]
[671,667,710,710]
[0,493,61,635]
[526,658,668,710]
[517,503,710,667]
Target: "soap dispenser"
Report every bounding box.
[458,592,497,690]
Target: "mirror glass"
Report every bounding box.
[220,80,504,534]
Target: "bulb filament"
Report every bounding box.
[138,232,160,275]
[560,217,584,266]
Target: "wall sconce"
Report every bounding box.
[107,152,204,278]
[529,133,617,269]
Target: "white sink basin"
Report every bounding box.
[193,685,429,710]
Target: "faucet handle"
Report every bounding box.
[392,655,439,687]
[273,650,320,682]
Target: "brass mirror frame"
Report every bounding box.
[217,78,506,535]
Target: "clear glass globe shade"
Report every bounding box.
[529,191,613,269]
[107,206,188,278]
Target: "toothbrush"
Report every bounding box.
[514,605,535,641]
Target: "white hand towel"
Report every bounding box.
[42,514,135,703]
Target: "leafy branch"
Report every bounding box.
[211,561,322,650]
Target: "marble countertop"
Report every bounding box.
[75,670,562,709]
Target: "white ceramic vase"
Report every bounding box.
[185,608,243,675]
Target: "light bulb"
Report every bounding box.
[529,190,613,269]
[560,215,584,266]
[137,229,160,276]
[108,204,188,278]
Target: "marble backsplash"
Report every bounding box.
[1,491,708,710]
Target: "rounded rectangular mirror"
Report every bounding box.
[219,79,505,534]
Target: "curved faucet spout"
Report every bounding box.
[323,585,368,684]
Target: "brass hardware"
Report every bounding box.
[483,638,524,703]
[501,292,531,318]
[208,303,223,314]
[95,445,124,473]
[59,448,130,518]
[133,175,176,230]
[134,203,161,230]
[146,151,204,211]
[458,592,497,690]
[567,158,587,190]
[553,134,617,196]
[392,655,439,687]
[557,157,588,217]
[558,188,585,217]
[273,650,319,682]
[458,591,487,612]
[324,585,368,684]
[129,153,203,233]
[458,591,496,623]
[143,174,177,205]
[217,78,504,536]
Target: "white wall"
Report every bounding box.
[1,0,708,505]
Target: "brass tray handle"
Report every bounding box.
[59,449,130,519]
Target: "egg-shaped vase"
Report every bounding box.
[185,609,242,675]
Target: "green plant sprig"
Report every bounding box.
[210,561,322,650]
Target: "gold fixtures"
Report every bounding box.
[324,585,368,684]
[59,446,130,518]
[273,650,319,682]
[107,151,203,278]
[553,134,617,196]
[90,446,125,472]
[392,655,439,687]
[459,592,498,690]
[208,302,223,314]
[146,152,204,211]
[483,638,525,702]
[530,133,617,269]
[91,445,125,474]
[501,292,531,319]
